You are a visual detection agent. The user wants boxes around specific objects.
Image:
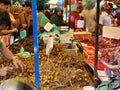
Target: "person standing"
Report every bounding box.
[99,2,113,34]
[37,6,50,28]
[113,0,120,26]
[69,3,83,31]
[0,8,25,76]
[50,8,67,26]
[82,8,96,33]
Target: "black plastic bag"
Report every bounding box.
[108,76,120,90]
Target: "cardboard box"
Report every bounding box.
[73,32,91,41]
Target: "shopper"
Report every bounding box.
[69,3,83,31]
[0,0,18,45]
[101,49,120,78]
[99,2,113,34]
[0,0,10,10]
[0,8,25,76]
[82,7,96,33]
[19,1,33,36]
[113,0,120,26]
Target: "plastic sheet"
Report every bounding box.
[82,0,96,9]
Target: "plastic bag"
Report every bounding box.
[19,29,26,39]
[108,76,120,90]
[17,47,31,58]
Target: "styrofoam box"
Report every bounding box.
[66,44,78,55]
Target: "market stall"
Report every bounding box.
[0,0,107,89]
[1,41,98,89]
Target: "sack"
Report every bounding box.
[108,76,120,90]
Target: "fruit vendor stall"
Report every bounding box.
[0,3,99,90]
[0,8,101,90]
[0,0,105,90]
[75,26,120,82]
[0,42,97,90]
[5,27,101,89]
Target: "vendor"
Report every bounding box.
[50,8,67,26]
[0,8,25,76]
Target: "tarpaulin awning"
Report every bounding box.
[48,0,64,6]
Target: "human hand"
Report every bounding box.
[63,20,67,25]
[12,28,18,33]
[0,67,13,76]
[22,24,27,28]
[74,28,81,32]
[13,57,26,72]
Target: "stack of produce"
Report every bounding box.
[0,54,34,83]
[9,36,45,54]
[0,44,95,90]
[39,43,95,89]
[80,36,120,50]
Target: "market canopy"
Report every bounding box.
[48,0,80,7]
[48,0,64,6]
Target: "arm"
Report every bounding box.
[19,12,27,25]
[101,59,119,69]
[0,42,14,59]
[0,43,25,72]
[99,24,103,34]
[99,14,103,34]
[0,43,14,76]
[0,28,18,35]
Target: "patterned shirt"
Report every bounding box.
[102,51,120,77]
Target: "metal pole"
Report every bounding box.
[31,0,40,86]
[94,0,100,78]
